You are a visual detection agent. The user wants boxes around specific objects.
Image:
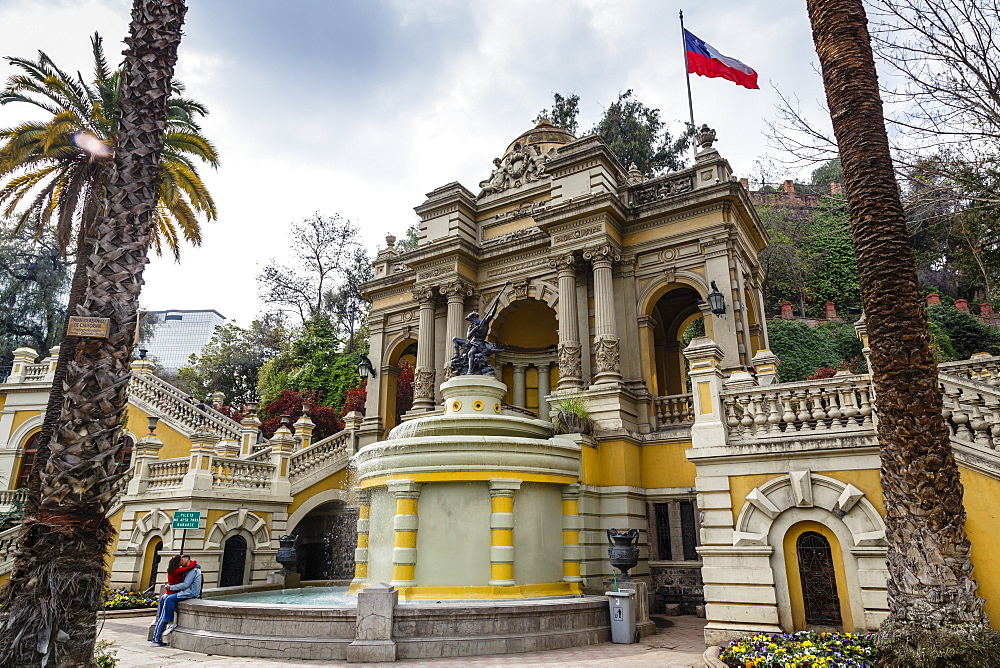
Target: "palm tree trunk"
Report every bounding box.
[0,2,188,665]
[806,0,998,664]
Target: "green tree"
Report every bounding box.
[927,304,1000,360]
[0,220,70,360]
[395,224,419,252]
[257,315,362,412]
[810,158,843,186]
[533,91,694,175]
[807,0,998,662]
[176,316,287,405]
[533,92,580,134]
[0,2,190,664]
[592,90,694,176]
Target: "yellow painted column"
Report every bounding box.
[389,480,421,587]
[561,484,584,584]
[351,487,371,586]
[488,479,522,586]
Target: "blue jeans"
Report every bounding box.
[152,593,178,642]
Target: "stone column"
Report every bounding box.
[550,254,582,390]
[683,337,728,448]
[293,410,315,450]
[351,487,372,588]
[389,480,422,588]
[561,484,583,585]
[488,479,522,586]
[269,424,295,498]
[584,244,623,386]
[239,408,261,457]
[128,432,164,496]
[347,582,398,663]
[512,363,527,407]
[537,363,552,420]
[412,289,437,411]
[441,281,472,379]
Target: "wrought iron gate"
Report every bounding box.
[796,531,843,627]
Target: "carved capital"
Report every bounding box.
[413,368,436,400]
[440,280,473,300]
[548,253,577,273]
[557,341,582,380]
[594,336,621,374]
[582,244,622,267]
[414,288,437,305]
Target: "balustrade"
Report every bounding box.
[939,355,1000,386]
[211,457,274,489]
[940,374,1000,453]
[652,394,694,429]
[288,429,353,481]
[146,458,189,489]
[22,363,48,382]
[722,374,873,442]
[128,373,242,441]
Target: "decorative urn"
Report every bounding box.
[276,534,298,573]
[607,528,640,578]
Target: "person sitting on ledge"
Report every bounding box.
[151,554,202,647]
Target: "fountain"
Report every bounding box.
[167,294,612,660]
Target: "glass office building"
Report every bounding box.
[143,309,226,373]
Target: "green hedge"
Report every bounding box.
[767,318,865,382]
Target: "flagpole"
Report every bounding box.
[680,10,697,160]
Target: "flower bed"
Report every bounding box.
[103,587,157,610]
[719,630,877,666]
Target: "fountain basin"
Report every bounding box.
[169,584,610,660]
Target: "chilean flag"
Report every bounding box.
[684,29,759,90]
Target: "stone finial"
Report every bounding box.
[695,124,717,150]
[982,303,995,318]
[825,302,838,320]
[780,302,794,319]
[927,293,941,305]
[385,232,397,249]
[956,299,969,312]
[627,162,643,184]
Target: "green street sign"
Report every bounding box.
[172,510,201,530]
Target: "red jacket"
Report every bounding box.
[167,561,197,586]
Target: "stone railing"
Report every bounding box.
[244,446,272,462]
[128,372,242,441]
[652,394,693,429]
[0,524,19,576]
[211,457,274,490]
[722,373,874,443]
[940,374,1000,453]
[146,458,189,490]
[0,489,27,512]
[939,354,1000,386]
[22,363,48,382]
[289,429,355,485]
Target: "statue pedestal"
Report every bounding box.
[439,375,508,417]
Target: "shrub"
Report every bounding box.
[927,305,1000,360]
[94,640,118,668]
[767,318,865,383]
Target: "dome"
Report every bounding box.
[503,119,575,158]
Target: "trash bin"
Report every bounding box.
[606,589,637,643]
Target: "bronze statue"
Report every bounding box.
[450,281,509,376]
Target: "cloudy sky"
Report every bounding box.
[0,0,832,325]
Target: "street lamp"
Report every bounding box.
[358,353,376,380]
[707,281,726,316]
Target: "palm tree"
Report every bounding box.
[0,2,190,664]
[806,0,999,664]
[0,33,217,505]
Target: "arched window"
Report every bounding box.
[220,535,249,587]
[114,436,135,475]
[15,432,41,489]
[796,531,843,627]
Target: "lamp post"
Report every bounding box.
[707,281,726,316]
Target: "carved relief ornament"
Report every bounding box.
[558,341,582,380]
[548,253,576,272]
[477,141,549,199]
[413,368,436,400]
[582,244,622,265]
[439,280,474,300]
[594,336,621,374]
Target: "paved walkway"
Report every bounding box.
[97,612,709,667]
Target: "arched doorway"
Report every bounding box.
[380,339,416,431]
[649,287,704,397]
[142,538,164,591]
[492,299,559,417]
[291,501,357,581]
[796,531,843,628]
[219,534,249,587]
